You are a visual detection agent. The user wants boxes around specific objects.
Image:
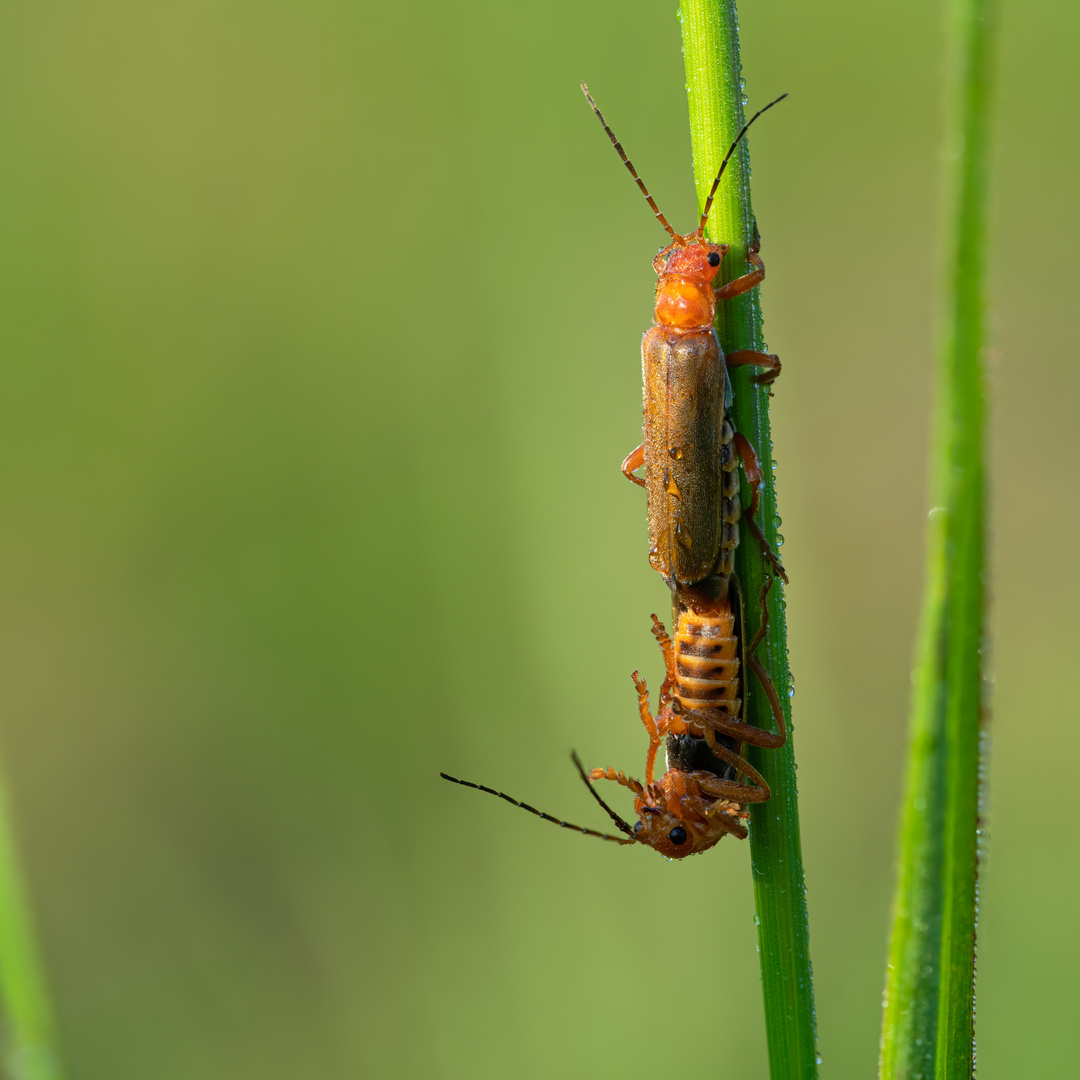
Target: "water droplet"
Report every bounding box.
[775,533,784,547]
[773,513,782,528]
[675,522,693,550]
[669,445,683,460]
[667,475,681,497]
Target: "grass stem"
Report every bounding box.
[879,0,995,1076]
[679,3,818,1076]
[0,750,64,1080]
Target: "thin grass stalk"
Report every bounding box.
[0,750,64,1080]
[878,0,995,1076]
[679,2,817,1076]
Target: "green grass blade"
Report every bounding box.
[0,752,65,1080]
[679,3,818,1077]
[879,0,995,1077]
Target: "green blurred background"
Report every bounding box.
[0,0,1075,1076]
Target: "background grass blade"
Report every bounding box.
[879,0,995,1076]
[679,2,818,1076]
[0,753,64,1080]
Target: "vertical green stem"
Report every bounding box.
[879,0,994,1077]
[0,751,64,1080]
[680,3,817,1077]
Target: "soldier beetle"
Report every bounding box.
[588,573,785,858]
[440,574,785,859]
[581,85,787,587]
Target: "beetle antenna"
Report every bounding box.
[581,83,680,244]
[440,771,635,845]
[698,93,788,239]
[570,752,638,840]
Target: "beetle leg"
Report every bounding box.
[747,653,787,745]
[588,766,645,796]
[676,794,713,831]
[727,349,781,386]
[717,816,749,840]
[713,261,765,301]
[747,577,774,655]
[673,779,717,827]
[697,705,785,751]
[650,612,674,660]
[694,787,750,839]
[693,655,787,750]
[713,222,766,302]
[649,614,677,703]
[631,671,663,785]
[732,432,788,583]
[695,740,772,803]
[621,444,646,488]
[631,671,658,737]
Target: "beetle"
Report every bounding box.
[587,572,786,858]
[581,85,787,587]
[440,573,785,860]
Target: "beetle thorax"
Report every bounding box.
[651,239,727,332]
[653,275,716,330]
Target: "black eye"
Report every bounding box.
[669,826,688,846]
[707,252,720,267]
[633,821,644,836]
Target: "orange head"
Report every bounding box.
[628,769,746,859]
[652,237,729,331]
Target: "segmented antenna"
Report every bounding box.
[440,771,635,845]
[570,752,637,839]
[581,83,680,243]
[697,93,788,238]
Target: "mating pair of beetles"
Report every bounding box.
[443,87,789,859]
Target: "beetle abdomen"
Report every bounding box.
[673,604,740,715]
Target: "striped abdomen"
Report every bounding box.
[673,603,740,719]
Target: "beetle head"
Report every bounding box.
[629,773,746,859]
[653,238,729,283]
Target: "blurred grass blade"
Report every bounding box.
[0,753,64,1080]
[679,2,818,1077]
[879,0,995,1076]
